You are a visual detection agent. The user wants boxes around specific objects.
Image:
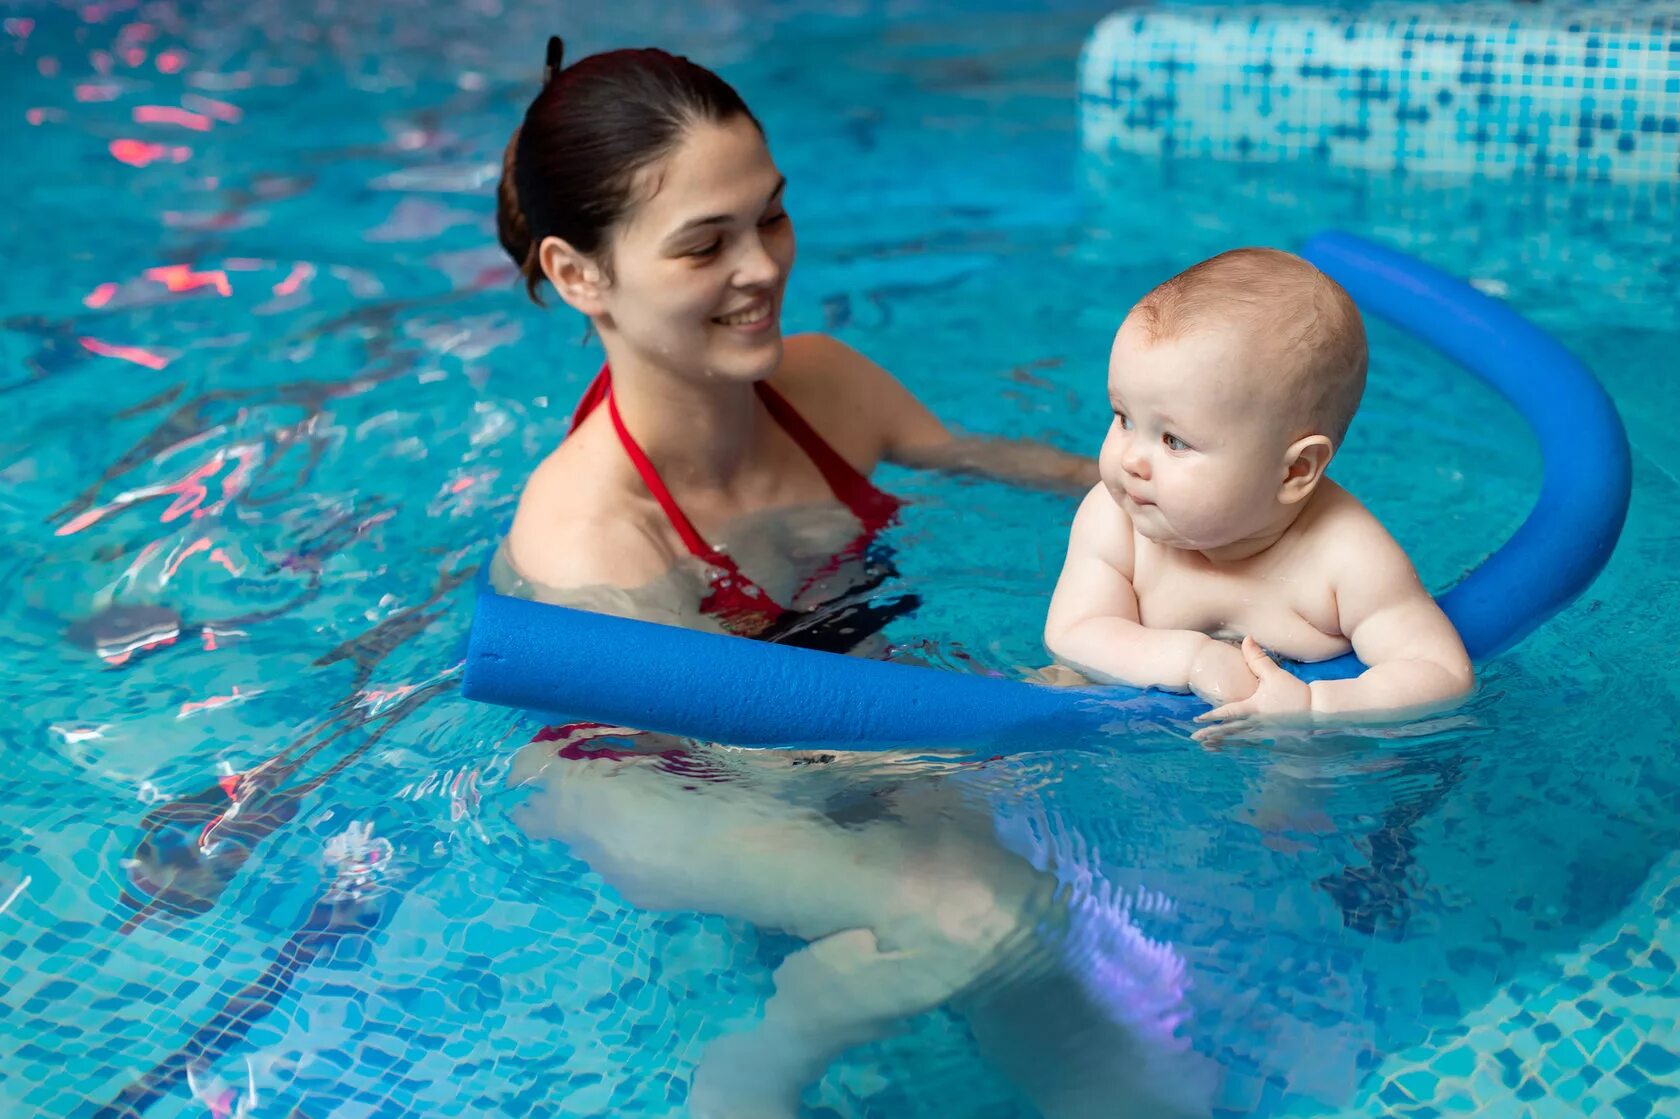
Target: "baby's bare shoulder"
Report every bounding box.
[1069,483,1137,575]
[1300,481,1421,582]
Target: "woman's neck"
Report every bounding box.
[605,351,765,492]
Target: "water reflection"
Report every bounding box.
[511,734,1214,1116]
[2,1,1677,1117]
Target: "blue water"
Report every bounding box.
[3,0,1679,1116]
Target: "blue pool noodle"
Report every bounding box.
[463,232,1631,748]
[1302,232,1631,664]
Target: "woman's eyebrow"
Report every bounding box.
[667,177,787,238]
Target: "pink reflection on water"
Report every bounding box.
[446,469,499,496]
[163,535,213,578]
[144,263,232,297]
[80,337,170,370]
[38,58,59,77]
[109,139,192,167]
[156,49,187,74]
[121,46,146,67]
[26,108,66,126]
[4,18,34,39]
[161,457,224,522]
[272,263,313,297]
[76,83,122,103]
[56,461,208,536]
[209,547,241,577]
[358,684,418,715]
[84,282,119,308]
[216,445,260,508]
[436,469,501,518]
[179,685,247,719]
[119,538,167,580]
[134,105,212,131]
[57,453,228,536]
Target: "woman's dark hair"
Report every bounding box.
[497,37,764,303]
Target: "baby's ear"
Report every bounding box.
[1278,434,1333,505]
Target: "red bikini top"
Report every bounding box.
[568,364,901,635]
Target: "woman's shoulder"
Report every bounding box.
[776,332,888,400]
[773,333,945,465]
[503,431,677,592]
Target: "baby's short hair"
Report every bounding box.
[1131,247,1369,447]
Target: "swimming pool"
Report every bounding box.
[3,0,1679,1115]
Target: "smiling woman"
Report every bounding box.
[482,35,1209,1119]
[492,37,1096,631]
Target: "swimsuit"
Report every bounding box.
[566,363,907,640]
[536,363,920,758]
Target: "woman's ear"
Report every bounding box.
[1278,434,1333,505]
[538,235,607,316]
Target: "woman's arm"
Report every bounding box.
[786,333,1098,494]
[888,435,1097,494]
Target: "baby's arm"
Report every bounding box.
[1045,486,1258,703]
[1309,521,1475,717]
[1196,507,1472,738]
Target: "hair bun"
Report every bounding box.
[544,36,564,84]
[495,125,544,300]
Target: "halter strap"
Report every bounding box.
[566,363,903,635]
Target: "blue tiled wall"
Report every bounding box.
[1079,4,1680,182]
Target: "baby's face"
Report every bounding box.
[1100,317,1294,552]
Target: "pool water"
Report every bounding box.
[4,0,1679,1117]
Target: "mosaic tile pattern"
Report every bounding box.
[1080,3,1680,182]
[5,1,1680,1116]
[1077,146,1680,333]
[0,743,770,1119]
[1327,854,1680,1119]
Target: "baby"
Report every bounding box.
[1045,248,1473,739]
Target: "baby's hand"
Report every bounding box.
[1186,638,1260,705]
[1193,637,1314,743]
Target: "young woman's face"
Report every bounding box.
[597,116,794,384]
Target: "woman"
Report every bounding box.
[492,38,1094,632]
[495,38,1209,1119]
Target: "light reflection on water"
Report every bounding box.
[3,1,1679,1117]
